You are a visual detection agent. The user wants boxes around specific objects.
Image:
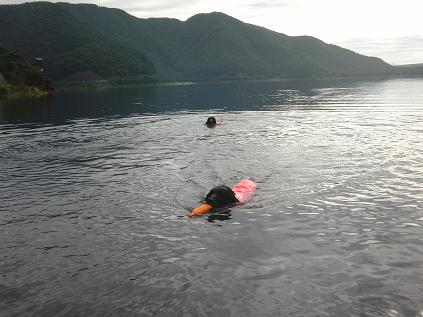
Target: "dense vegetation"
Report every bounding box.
[0,2,155,82]
[0,2,404,84]
[59,5,396,81]
[0,43,53,99]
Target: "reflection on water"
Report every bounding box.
[1,78,423,316]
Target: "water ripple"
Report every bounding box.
[1,78,423,316]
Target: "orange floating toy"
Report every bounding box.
[188,203,213,218]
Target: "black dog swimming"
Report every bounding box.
[205,116,217,126]
[189,179,256,218]
[188,185,239,218]
[205,116,223,127]
[205,185,239,209]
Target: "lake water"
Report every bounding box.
[1,78,423,317]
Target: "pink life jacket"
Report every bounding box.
[232,179,256,203]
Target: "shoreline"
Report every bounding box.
[55,72,423,91]
[2,72,422,100]
[0,84,51,100]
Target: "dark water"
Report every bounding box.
[1,78,423,317]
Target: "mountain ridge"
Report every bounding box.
[0,2,397,83]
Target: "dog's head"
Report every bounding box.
[205,117,217,125]
[205,185,238,208]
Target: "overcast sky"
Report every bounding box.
[2,0,422,65]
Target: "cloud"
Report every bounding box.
[0,0,197,13]
[0,0,203,19]
[335,36,423,65]
[247,0,300,8]
[101,0,197,13]
[0,0,27,3]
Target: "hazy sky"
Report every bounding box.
[2,0,422,65]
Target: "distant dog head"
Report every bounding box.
[205,185,238,208]
[205,116,217,125]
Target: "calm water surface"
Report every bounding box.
[1,78,423,316]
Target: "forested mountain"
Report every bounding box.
[0,43,53,98]
[0,2,155,81]
[0,2,395,82]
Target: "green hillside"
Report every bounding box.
[63,6,394,80]
[0,43,53,98]
[0,2,155,81]
[0,2,395,83]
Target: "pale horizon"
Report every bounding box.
[1,0,422,65]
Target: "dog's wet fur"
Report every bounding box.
[205,117,217,126]
[205,185,239,209]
